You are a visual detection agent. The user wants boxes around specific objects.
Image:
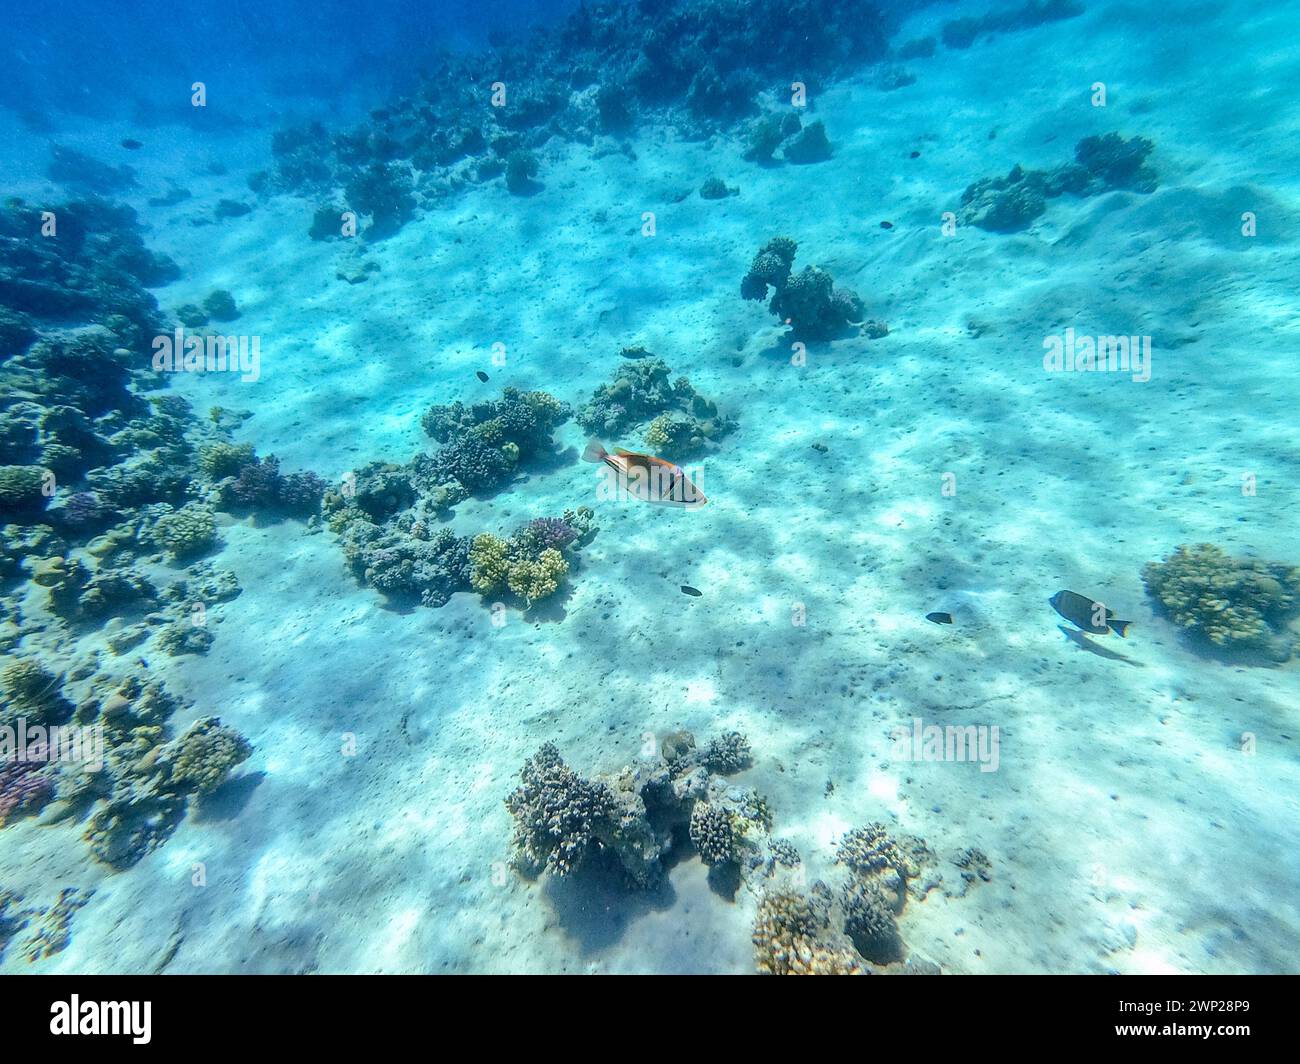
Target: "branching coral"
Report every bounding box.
[835,822,923,881]
[198,441,256,479]
[505,743,619,878]
[578,357,734,451]
[470,513,591,607]
[752,889,864,975]
[699,731,753,774]
[689,801,737,866]
[506,548,569,605]
[468,533,511,595]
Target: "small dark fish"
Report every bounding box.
[475,370,489,383]
[1050,590,1131,637]
[880,220,894,229]
[926,612,953,625]
[120,138,143,150]
[909,150,921,158]
[680,585,702,597]
[811,442,828,454]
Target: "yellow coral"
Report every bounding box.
[507,548,568,605]
[644,414,672,450]
[1142,543,1299,650]
[469,533,510,594]
[752,891,864,976]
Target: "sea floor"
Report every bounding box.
[3,0,1299,973]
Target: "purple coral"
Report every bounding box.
[277,470,328,516]
[225,454,283,508]
[523,517,578,551]
[60,491,114,529]
[221,455,325,517]
[0,760,53,825]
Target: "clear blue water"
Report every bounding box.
[1,0,1298,974]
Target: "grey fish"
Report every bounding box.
[475,370,489,383]
[1050,590,1131,637]
[680,585,702,597]
[925,611,953,625]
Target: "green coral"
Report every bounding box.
[644,411,720,456]
[1142,543,1300,653]
[0,658,70,729]
[198,441,256,479]
[164,717,252,795]
[469,533,511,594]
[151,504,217,559]
[0,464,48,511]
[506,548,568,605]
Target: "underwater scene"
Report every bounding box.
[1,0,1298,977]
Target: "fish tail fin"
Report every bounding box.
[1111,620,1132,638]
[582,438,608,464]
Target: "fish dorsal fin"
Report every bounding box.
[612,446,637,457]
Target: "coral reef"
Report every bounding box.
[0,198,177,328]
[505,729,781,891]
[941,0,1082,51]
[959,134,1157,232]
[752,887,864,975]
[833,822,933,963]
[468,510,593,607]
[261,1,894,232]
[782,120,833,164]
[741,237,867,341]
[577,356,734,454]
[216,453,327,518]
[421,386,570,497]
[149,504,218,560]
[70,676,253,867]
[1142,544,1300,660]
